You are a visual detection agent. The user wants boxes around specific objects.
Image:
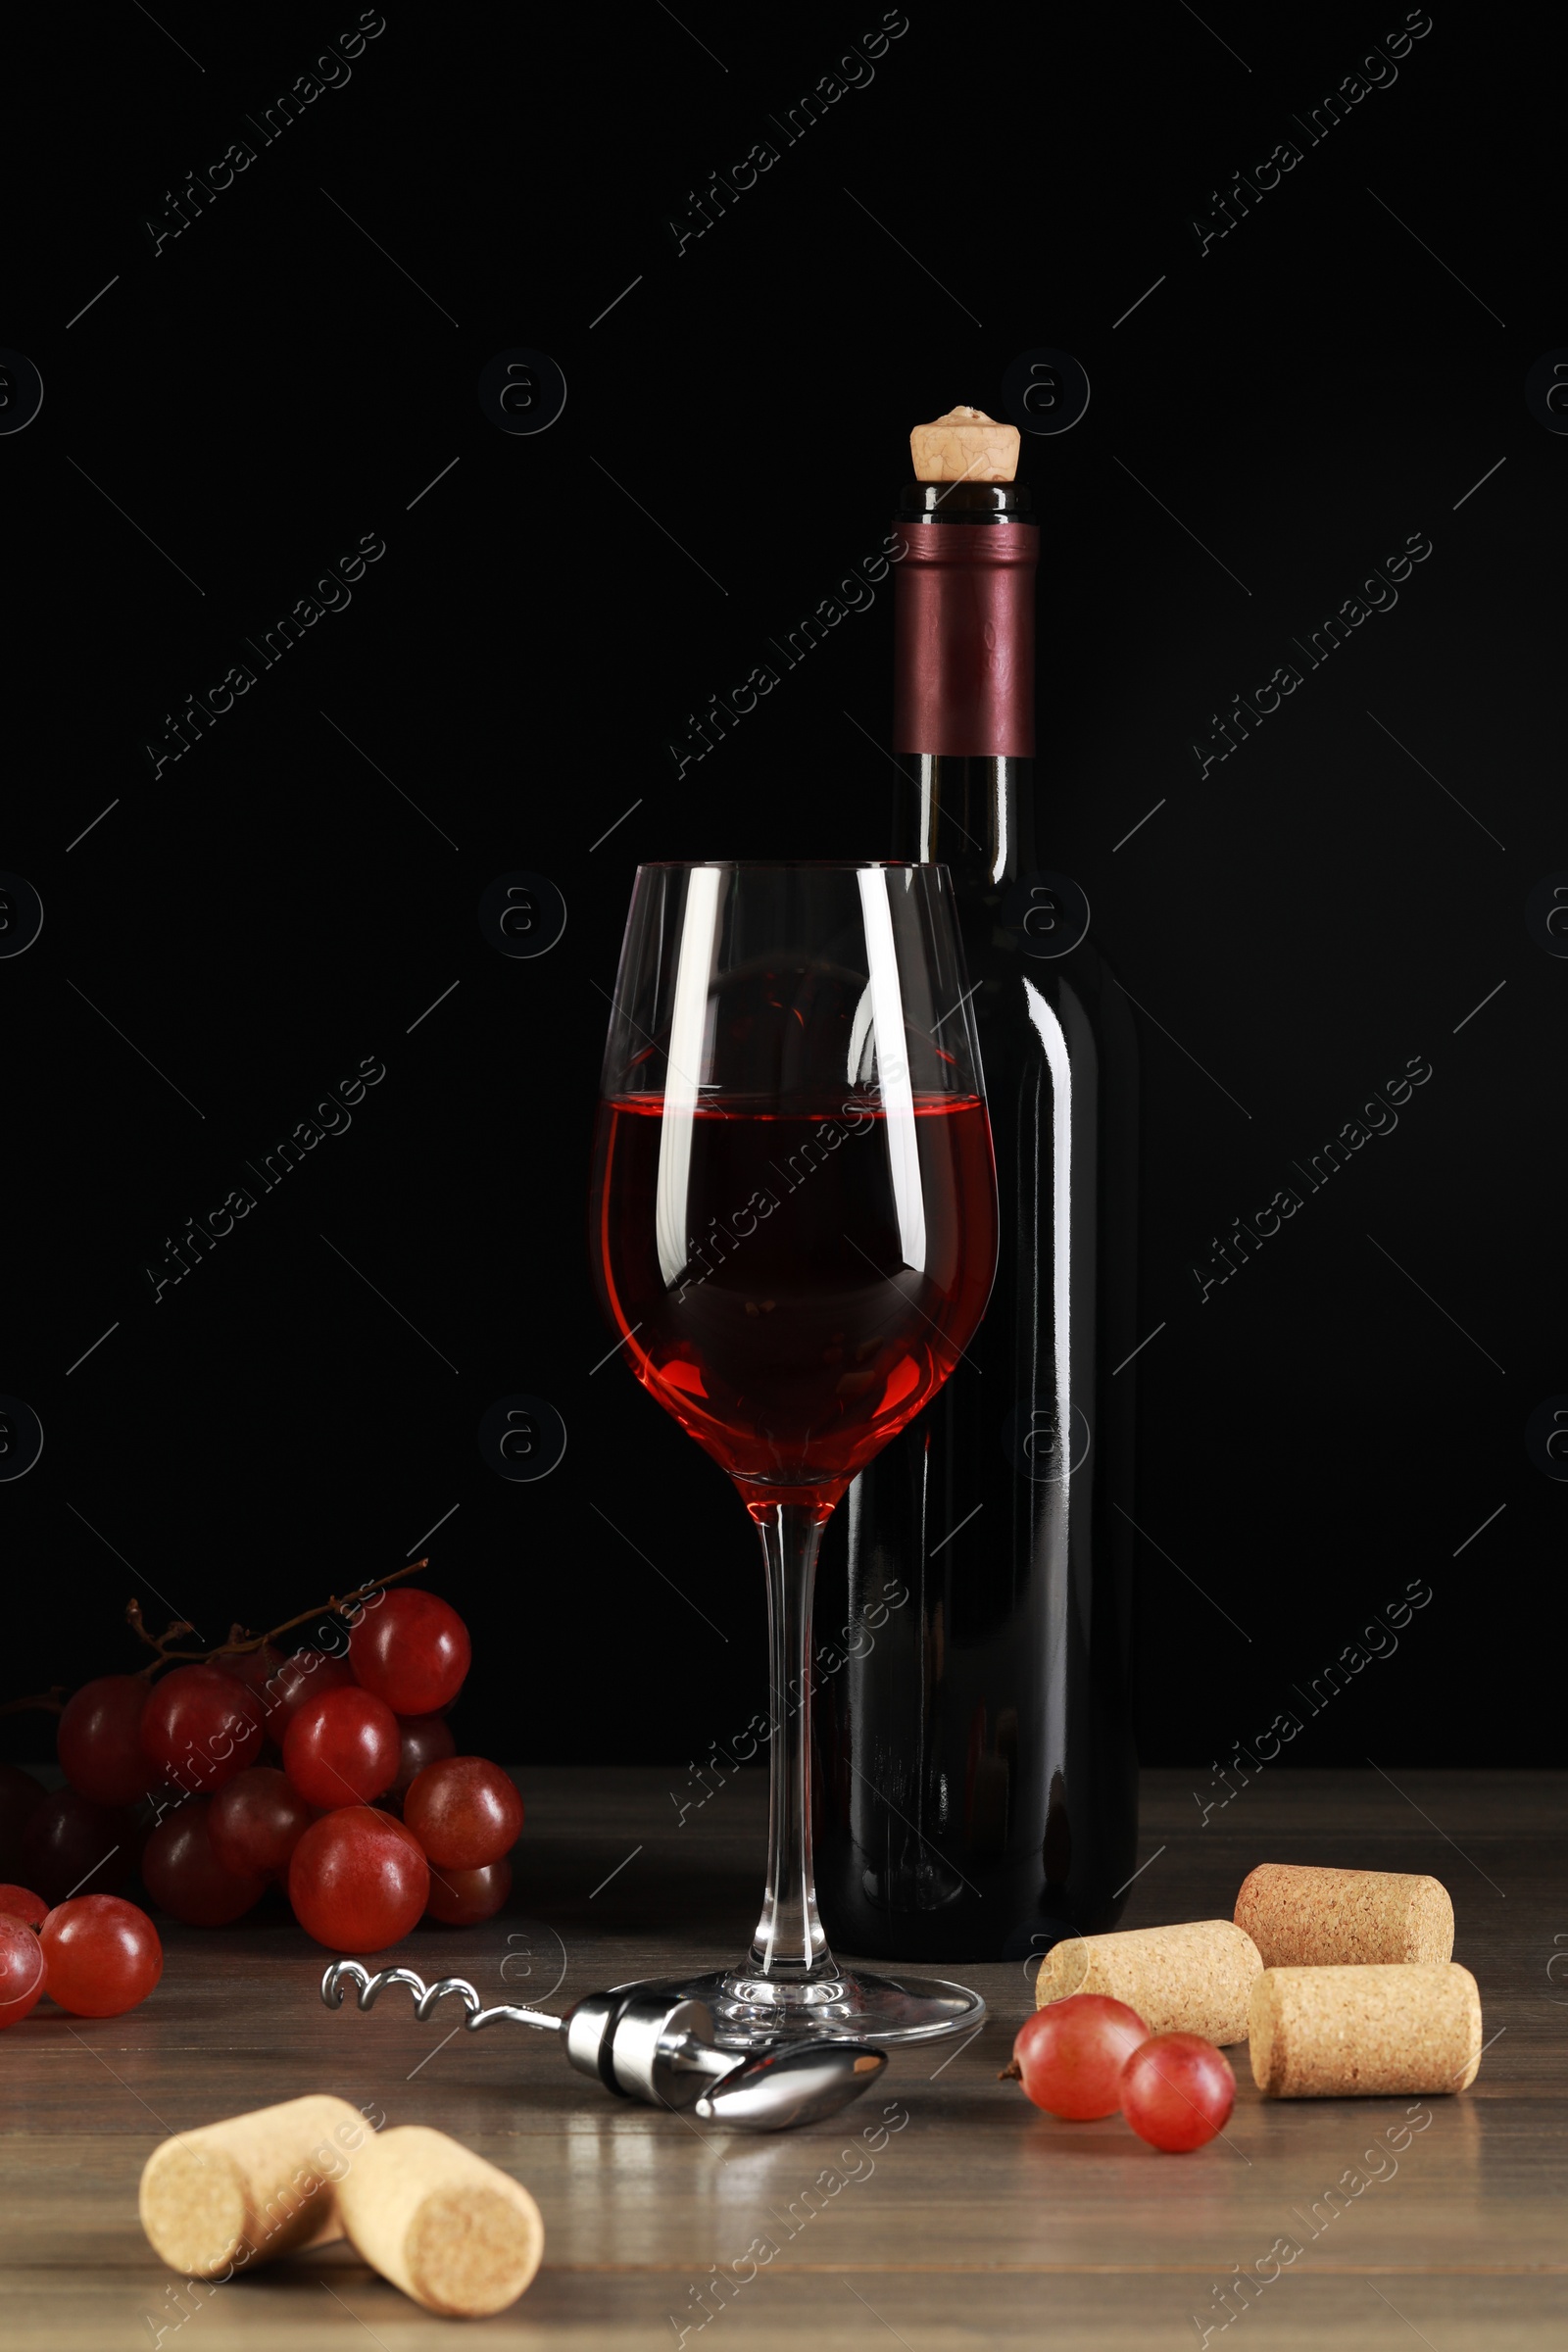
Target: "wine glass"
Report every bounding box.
[590,862,999,2046]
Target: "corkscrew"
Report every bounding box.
[320,1961,888,2133]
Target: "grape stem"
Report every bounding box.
[0,1687,66,1718]
[0,1557,435,1714]
[122,1555,433,1679]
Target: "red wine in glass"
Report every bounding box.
[590,862,998,2046]
[594,1094,994,1505]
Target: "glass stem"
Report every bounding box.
[746,1500,837,1983]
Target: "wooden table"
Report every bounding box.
[3,1767,1563,2349]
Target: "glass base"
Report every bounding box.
[660,1964,987,2050]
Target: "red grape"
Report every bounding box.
[211,1642,282,1697]
[288,1809,428,1952]
[1120,2034,1236,2152]
[39,1894,163,2016]
[209,1768,316,1879]
[422,1853,510,1929]
[404,1758,523,1870]
[350,1590,470,1716]
[264,1648,357,1727]
[0,1916,46,2029]
[1008,1995,1151,2120]
[283,1687,400,1809]
[141,1800,269,1927]
[0,1884,47,1930]
[390,1714,457,1799]
[424,1858,511,1927]
[21,1790,134,1906]
[58,1676,153,1806]
[140,1665,265,1795]
[0,1763,46,1878]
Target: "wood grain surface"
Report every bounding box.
[2,1767,1562,2349]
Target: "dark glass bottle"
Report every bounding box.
[811,476,1141,1962]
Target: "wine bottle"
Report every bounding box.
[811,411,1141,1962]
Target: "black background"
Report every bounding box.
[5,2,1562,1778]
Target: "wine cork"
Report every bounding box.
[1036,1919,1262,2045]
[334,2125,545,2318]
[1236,1862,1453,1967]
[1250,1962,1483,2098]
[909,405,1019,483]
[139,2093,357,2279]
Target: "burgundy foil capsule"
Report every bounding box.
[893,519,1039,759]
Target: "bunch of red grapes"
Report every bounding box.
[0,1589,523,1997]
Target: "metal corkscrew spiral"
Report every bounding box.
[323,1960,566,2036]
[320,1961,888,2132]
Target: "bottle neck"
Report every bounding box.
[892,753,1036,886]
[891,482,1039,892]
